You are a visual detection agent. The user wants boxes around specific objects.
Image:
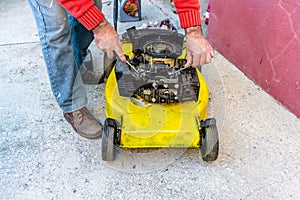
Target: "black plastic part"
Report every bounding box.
[126,27,184,58]
[105,118,119,128]
[200,118,216,128]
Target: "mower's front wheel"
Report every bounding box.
[102,119,117,161]
[200,119,219,161]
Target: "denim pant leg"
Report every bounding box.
[67,0,102,68]
[27,0,87,113]
[67,15,94,68]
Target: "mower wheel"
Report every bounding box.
[200,124,219,161]
[102,122,116,161]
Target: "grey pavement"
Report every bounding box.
[0,0,300,199]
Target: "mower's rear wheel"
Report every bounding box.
[200,124,219,161]
[102,123,116,161]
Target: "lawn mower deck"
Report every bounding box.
[102,27,219,162]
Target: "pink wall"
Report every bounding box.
[207,0,300,117]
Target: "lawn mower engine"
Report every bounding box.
[115,27,200,104]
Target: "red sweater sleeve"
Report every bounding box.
[173,0,201,28]
[56,0,105,30]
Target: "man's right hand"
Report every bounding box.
[92,19,126,62]
[185,26,214,68]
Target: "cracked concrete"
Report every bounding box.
[0,0,300,199]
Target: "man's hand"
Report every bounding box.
[185,26,214,67]
[92,19,126,62]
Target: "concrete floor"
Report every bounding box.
[0,0,299,199]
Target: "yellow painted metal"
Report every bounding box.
[104,39,209,148]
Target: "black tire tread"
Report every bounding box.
[102,126,115,161]
[201,125,219,161]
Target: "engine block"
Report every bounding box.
[115,28,200,104]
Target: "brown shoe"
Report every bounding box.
[63,107,102,139]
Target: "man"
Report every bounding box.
[27,0,214,139]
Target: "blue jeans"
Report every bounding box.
[27,0,102,113]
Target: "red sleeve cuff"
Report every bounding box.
[177,10,202,28]
[77,6,105,30]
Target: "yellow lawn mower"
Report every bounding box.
[101,26,219,162]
